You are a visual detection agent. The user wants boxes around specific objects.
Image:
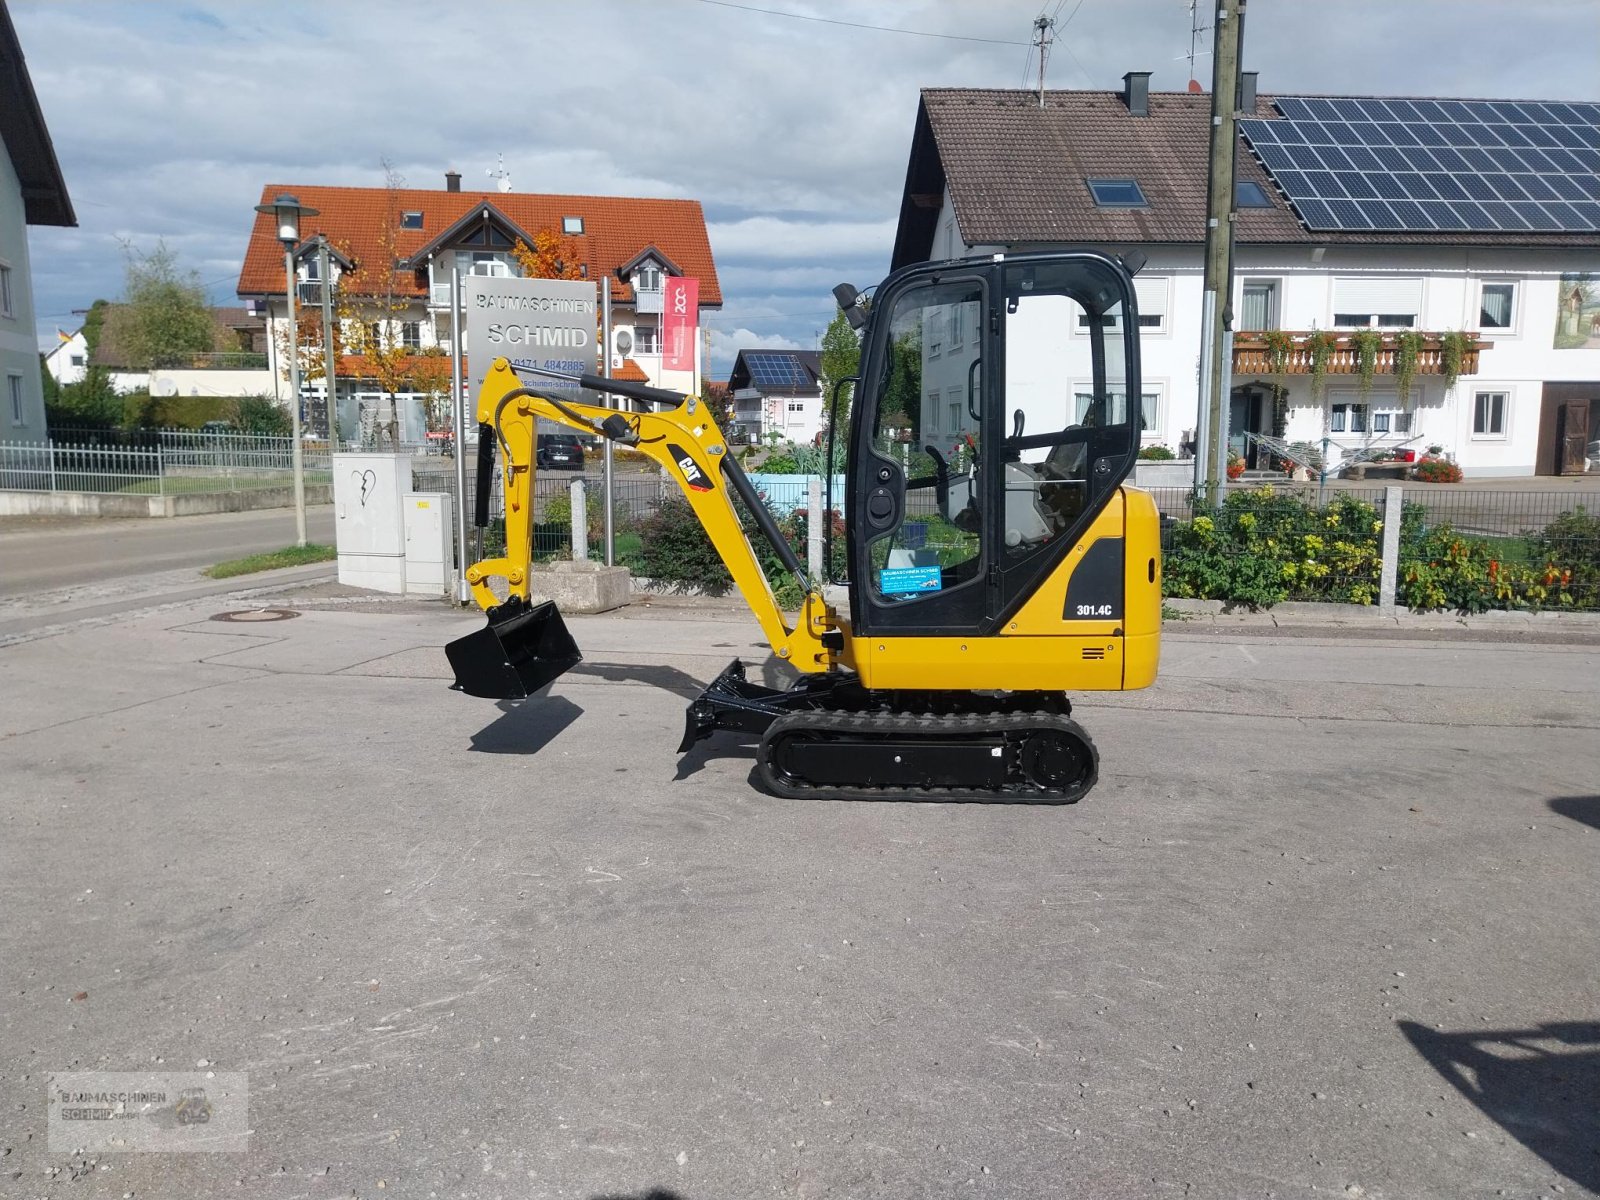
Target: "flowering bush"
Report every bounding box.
[1413,456,1463,483]
[1164,489,1384,608]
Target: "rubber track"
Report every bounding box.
[757,709,1098,805]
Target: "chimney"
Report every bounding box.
[445,170,461,193]
[1238,71,1258,113]
[1122,71,1151,116]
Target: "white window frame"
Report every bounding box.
[562,216,584,235]
[8,373,25,425]
[633,264,662,293]
[1073,276,1169,336]
[632,323,660,355]
[1477,280,1519,337]
[1239,277,1281,332]
[399,320,422,350]
[1072,384,1161,437]
[1331,277,1423,330]
[400,210,424,230]
[0,262,13,318]
[1472,389,1509,440]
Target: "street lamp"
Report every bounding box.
[255,193,319,548]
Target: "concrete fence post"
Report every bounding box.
[807,475,824,581]
[1379,484,1403,613]
[156,443,165,498]
[570,477,588,562]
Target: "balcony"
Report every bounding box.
[1232,331,1488,377]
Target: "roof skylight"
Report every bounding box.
[1087,178,1148,208]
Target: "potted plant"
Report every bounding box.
[1439,330,1473,393]
[1226,449,1246,481]
[1307,331,1340,404]
[1350,328,1384,398]
[1262,329,1295,376]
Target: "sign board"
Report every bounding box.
[464,276,599,411]
[663,276,698,372]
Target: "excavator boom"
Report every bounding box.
[446,359,838,701]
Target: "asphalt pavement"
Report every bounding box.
[0,586,1596,1198]
[0,505,337,599]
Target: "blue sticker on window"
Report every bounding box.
[879,565,943,595]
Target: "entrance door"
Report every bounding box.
[1229,386,1263,467]
[1557,400,1591,475]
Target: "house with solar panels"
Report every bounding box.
[726,348,825,445]
[891,75,1600,477]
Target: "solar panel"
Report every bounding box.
[1238,99,1600,232]
[744,352,811,390]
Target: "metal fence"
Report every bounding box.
[1155,481,1600,610]
[0,433,331,496]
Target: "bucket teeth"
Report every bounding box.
[446,597,581,699]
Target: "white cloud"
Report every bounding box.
[706,327,804,370]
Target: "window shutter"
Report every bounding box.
[1133,277,1167,318]
[1333,278,1422,315]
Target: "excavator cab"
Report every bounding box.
[845,253,1144,644]
[446,249,1159,804]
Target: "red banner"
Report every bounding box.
[662,276,698,372]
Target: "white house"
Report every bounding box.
[237,175,722,445]
[43,326,85,386]
[892,77,1600,477]
[726,348,825,444]
[0,1,74,443]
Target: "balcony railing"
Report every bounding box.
[1232,331,1487,377]
[151,352,270,370]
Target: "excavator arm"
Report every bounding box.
[448,358,839,699]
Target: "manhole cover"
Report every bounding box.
[210,608,301,623]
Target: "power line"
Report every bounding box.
[687,0,1028,46]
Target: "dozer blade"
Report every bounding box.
[446,596,582,699]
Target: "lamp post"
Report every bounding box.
[255,193,319,547]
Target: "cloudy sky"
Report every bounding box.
[13,0,1599,373]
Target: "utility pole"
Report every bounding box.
[318,236,338,445]
[1032,16,1053,108]
[1196,0,1245,506]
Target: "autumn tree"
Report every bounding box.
[511,228,584,281]
[331,164,422,447]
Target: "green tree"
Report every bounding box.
[818,309,861,449]
[115,242,219,370]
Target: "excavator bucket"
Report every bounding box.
[446,596,582,699]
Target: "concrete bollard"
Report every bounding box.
[570,477,588,562]
[807,476,824,581]
[1379,485,1402,613]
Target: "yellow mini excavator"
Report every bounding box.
[447,249,1162,803]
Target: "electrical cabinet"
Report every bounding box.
[403,492,454,596]
[333,452,413,593]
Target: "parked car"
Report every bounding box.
[537,433,585,471]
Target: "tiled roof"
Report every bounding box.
[238,184,721,306]
[894,88,1598,267]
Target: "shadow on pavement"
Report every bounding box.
[1399,1019,1600,1192]
[674,731,758,782]
[468,695,583,754]
[1549,795,1600,831]
[590,1190,686,1200]
[570,660,705,699]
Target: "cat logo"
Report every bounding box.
[667,443,714,492]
